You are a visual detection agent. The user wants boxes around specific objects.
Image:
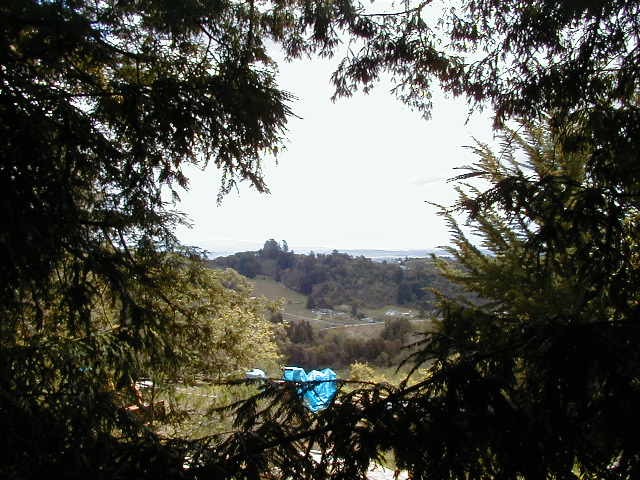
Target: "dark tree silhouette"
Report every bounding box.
[2,0,640,478]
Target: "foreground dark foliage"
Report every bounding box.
[2,0,639,478]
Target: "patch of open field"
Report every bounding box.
[319,322,387,340]
[250,276,436,333]
[250,275,310,318]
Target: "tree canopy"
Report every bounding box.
[2,0,640,479]
[212,239,461,310]
[2,0,292,476]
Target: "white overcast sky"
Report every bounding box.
[174,50,495,254]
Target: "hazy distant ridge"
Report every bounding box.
[207,247,449,260]
[337,248,449,260]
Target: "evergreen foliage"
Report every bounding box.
[427,120,640,478]
[1,0,289,476]
[3,0,640,478]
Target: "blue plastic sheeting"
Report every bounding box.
[282,367,338,412]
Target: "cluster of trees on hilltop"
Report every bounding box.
[211,240,462,310]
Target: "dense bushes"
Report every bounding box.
[278,318,418,369]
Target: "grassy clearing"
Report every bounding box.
[250,275,310,318]
[250,276,435,329]
[155,382,264,440]
[320,322,386,340]
[361,305,417,318]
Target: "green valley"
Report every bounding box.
[208,245,450,370]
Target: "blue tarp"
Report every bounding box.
[282,367,338,412]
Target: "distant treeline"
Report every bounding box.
[209,239,462,311]
[280,317,419,369]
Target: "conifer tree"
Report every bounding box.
[424,119,640,479]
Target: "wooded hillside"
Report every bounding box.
[210,240,463,311]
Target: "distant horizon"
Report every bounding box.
[191,240,452,259]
